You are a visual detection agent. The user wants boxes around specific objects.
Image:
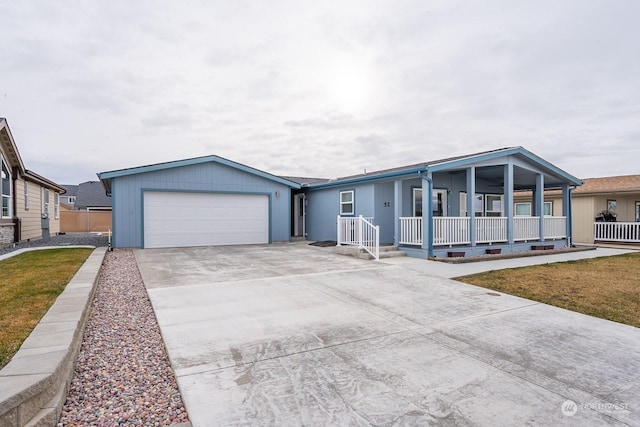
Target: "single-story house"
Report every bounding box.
[1,118,65,244]
[515,175,640,245]
[98,156,301,248]
[99,147,583,258]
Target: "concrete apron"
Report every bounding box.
[134,244,640,426]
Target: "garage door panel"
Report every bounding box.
[144,192,269,248]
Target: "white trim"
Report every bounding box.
[1,154,11,218]
[339,190,354,216]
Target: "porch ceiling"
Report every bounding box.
[451,165,568,190]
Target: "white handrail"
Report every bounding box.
[399,217,422,245]
[475,217,507,243]
[594,222,640,243]
[544,216,567,239]
[433,217,470,245]
[514,217,540,241]
[337,215,379,260]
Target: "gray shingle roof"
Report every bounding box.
[61,184,79,197]
[75,181,112,208]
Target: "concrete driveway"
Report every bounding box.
[134,244,640,426]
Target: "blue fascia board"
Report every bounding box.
[428,147,583,186]
[307,167,428,190]
[98,155,301,189]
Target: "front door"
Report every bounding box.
[293,193,305,237]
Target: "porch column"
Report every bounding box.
[394,180,403,246]
[466,167,476,247]
[561,184,571,243]
[535,173,545,242]
[503,162,514,244]
[422,172,432,255]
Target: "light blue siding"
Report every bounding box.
[374,182,394,244]
[306,183,375,242]
[111,161,291,248]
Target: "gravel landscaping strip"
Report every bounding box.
[0,233,109,256]
[58,250,189,426]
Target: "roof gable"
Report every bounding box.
[98,155,301,193]
[574,174,640,194]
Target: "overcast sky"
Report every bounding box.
[1,1,639,185]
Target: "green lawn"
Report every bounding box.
[455,252,640,328]
[0,248,93,369]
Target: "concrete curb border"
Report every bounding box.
[0,247,107,426]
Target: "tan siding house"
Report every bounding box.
[0,118,64,244]
[516,175,640,244]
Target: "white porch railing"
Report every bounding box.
[594,222,640,243]
[399,217,423,245]
[514,217,540,241]
[544,216,567,239]
[475,217,507,244]
[433,217,471,245]
[400,216,568,246]
[337,215,380,260]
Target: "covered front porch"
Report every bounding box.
[345,148,579,259]
[391,156,575,258]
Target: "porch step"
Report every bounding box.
[334,245,406,260]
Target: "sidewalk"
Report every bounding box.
[378,247,635,278]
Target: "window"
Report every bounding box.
[1,157,10,218]
[54,192,59,219]
[339,190,354,215]
[515,202,531,216]
[68,196,76,204]
[42,188,50,217]
[24,181,29,210]
[607,200,617,215]
[432,189,447,217]
[514,201,552,216]
[414,188,447,216]
[413,188,422,217]
[460,192,485,217]
[636,202,640,222]
[485,194,503,217]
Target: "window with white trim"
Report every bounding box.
[460,192,484,217]
[54,192,59,219]
[339,190,354,215]
[413,188,422,217]
[42,188,50,217]
[24,181,29,210]
[1,157,10,218]
[515,201,553,216]
[515,202,531,216]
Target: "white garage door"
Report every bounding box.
[143,191,269,248]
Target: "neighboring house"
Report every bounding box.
[98,156,301,248]
[60,184,78,208]
[515,175,640,245]
[74,181,112,210]
[59,181,113,233]
[99,147,582,258]
[0,118,65,244]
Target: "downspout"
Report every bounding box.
[418,170,434,258]
[568,186,574,247]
